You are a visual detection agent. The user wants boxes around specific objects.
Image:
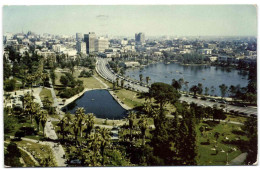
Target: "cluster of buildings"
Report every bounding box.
[3,31,257,66]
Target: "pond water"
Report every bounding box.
[63,90,128,119]
[125,62,248,96]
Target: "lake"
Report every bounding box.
[125,62,248,96]
[63,90,128,119]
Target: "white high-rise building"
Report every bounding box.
[95,37,109,52]
[76,41,87,54]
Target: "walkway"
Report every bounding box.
[229,153,248,165]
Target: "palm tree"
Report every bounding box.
[98,128,111,165]
[34,112,41,132]
[85,113,95,139]
[71,118,79,144]
[210,86,216,96]
[87,133,102,166]
[75,107,86,137]
[121,79,125,88]
[138,115,148,146]
[58,116,69,141]
[184,81,189,95]
[116,78,119,87]
[40,110,48,137]
[145,76,150,85]
[128,112,136,141]
[219,84,228,99]
[139,74,143,83]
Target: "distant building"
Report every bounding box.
[209,56,218,62]
[95,37,109,52]
[52,44,61,53]
[123,61,140,68]
[76,33,83,41]
[135,32,145,45]
[84,32,96,54]
[76,41,86,54]
[198,49,212,55]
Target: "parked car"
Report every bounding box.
[209,99,217,102]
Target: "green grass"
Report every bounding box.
[20,149,37,167]
[196,121,248,165]
[225,114,247,124]
[14,140,57,166]
[113,89,145,108]
[78,76,106,89]
[39,88,53,105]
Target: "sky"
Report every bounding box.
[2,5,257,37]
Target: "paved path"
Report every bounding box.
[230,153,248,165]
[31,84,67,167]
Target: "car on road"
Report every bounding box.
[209,99,217,102]
[192,96,198,99]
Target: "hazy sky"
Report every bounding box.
[3,5,257,37]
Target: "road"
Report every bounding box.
[96,57,257,117]
[96,57,149,93]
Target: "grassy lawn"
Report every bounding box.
[20,149,37,167]
[225,114,247,124]
[14,140,56,166]
[196,121,248,165]
[78,76,106,89]
[113,89,145,108]
[39,88,53,105]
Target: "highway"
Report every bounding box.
[96,57,149,92]
[96,57,257,117]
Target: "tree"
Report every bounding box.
[60,75,69,87]
[84,113,95,138]
[4,110,17,133]
[146,76,151,85]
[172,79,181,90]
[150,82,180,112]
[116,78,119,87]
[210,86,216,96]
[75,107,86,137]
[121,79,125,88]
[197,83,203,95]
[190,85,199,97]
[204,87,209,96]
[139,74,143,83]
[5,142,23,167]
[40,110,48,137]
[242,117,257,164]
[72,117,79,144]
[128,112,136,141]
[4,79,16,92]
[138,115,148,146]
[98,128,111,165]
[219,84,228,99]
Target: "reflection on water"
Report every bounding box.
[64,90,128,119]
[126,62,248,96]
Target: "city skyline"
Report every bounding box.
[3,5,257,37]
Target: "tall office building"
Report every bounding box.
[76,33,83,41]
[95,37,109,52]
[84,32,96,54]
[135,32,145,45]
[76,41,87,54]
